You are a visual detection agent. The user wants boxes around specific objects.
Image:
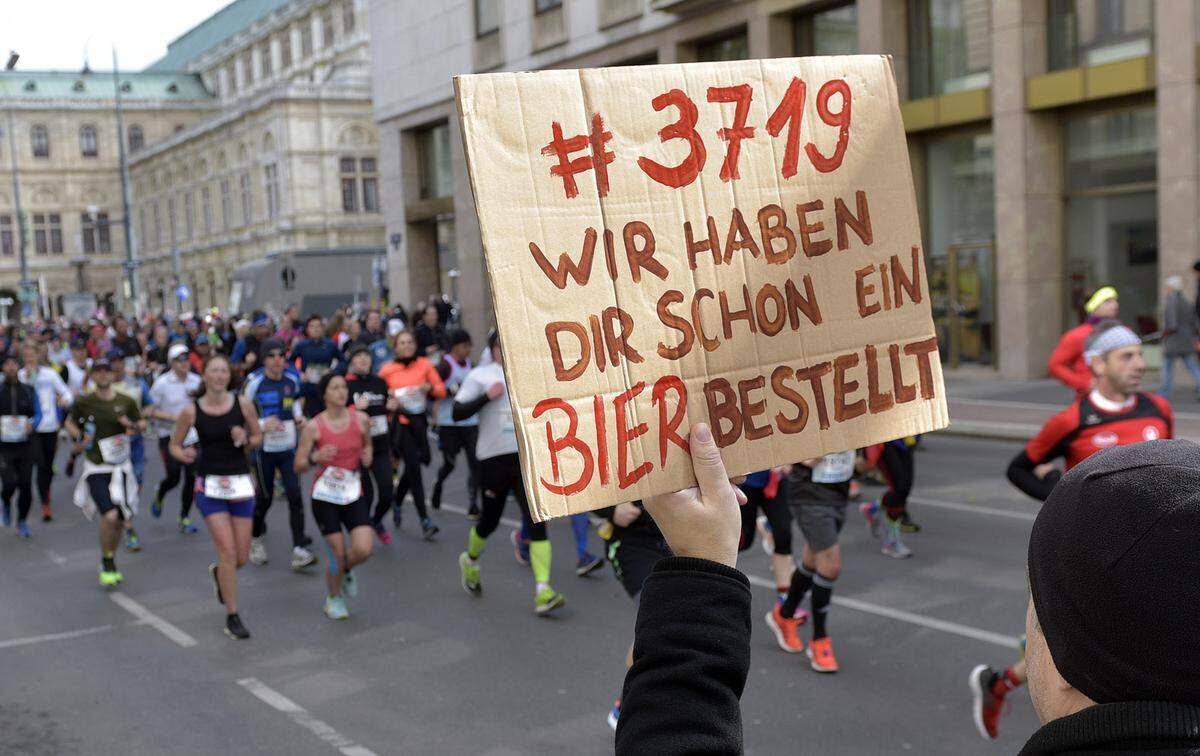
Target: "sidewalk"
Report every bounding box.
[940,369,1200,441]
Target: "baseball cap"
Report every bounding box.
[92,357,113,371]
[167,343,189,362]
[195,333,210,346]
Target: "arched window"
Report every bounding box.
[128,125,144,153]
[30,125,49,158]
[79,124,98,157]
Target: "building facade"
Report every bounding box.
[369,0,1193,378]
[0,0,383,318]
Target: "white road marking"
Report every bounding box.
[908,495,1037,522]
[238,677,377,756]
[0,623,115,650]
[746,574,1020,649]
[109,592,198,648]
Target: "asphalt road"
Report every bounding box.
[0,433,1040,755]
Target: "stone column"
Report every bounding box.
[1155,0,1199,284]
[857,0,909,97]
[992,0,1062,378]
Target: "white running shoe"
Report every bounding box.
[756,515,774,556]
[291,545,317,571]
[249,537,268,566]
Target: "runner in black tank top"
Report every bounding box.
[170,354,262,641]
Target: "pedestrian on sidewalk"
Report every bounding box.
[1159,275,1200,401]
[1047,286,1118,393]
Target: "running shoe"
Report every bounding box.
[209,562,224,605]
[510,529,530,566]
[124,529,141,552]
[41,502,52,522]
[342,570,358,598]
[98,567,123,588]
[898,512,921,533]
[249,537,268,566]
[606,700,620,731]
[575,552,604,577]
[807,636,839,673]
[848,479,862,500]
[755,515,775,556]
[178,516,198,534]
[374,522,393,546]
[1,501,10,527]
[291,546,317,571]
[466,502,480,521]
[764,604,804,653]
[151,494,164,519]
[459,552,482,595]
[323,595,349,620]
[224,612,251,640]
[421,517,439,541]
[535,587,566,615]
[882,520,913,559]
[16,521,30,539]
[969,664,1009,740]
[860,500,881,539]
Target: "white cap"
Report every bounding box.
[167,343,189,362]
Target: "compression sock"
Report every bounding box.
[882,491,905,521]
[811,572,836,639]
[467,528,487,560]
[529,539,552,587]
[780,565,813,618]
[570,514,589,559]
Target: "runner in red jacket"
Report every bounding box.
[1047,286,1119,393]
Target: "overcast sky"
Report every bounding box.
[1,0,233,72]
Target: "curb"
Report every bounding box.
[935,420,1040,442]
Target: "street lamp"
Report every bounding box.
[3,49,37,320]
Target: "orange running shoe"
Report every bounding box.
[807,636,839,673]
[764,605,804,653]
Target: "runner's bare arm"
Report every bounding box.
[169,405,197,464]
[239,397,262,450]
[294,421,318,474]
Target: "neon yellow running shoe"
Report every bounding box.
[535,587,565,616]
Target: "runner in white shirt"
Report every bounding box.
[455,332,564,616]
[19,342,71,522]
[146,343,202,533]
[63,338,91,478]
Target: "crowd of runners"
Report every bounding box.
[0,280,1177,739]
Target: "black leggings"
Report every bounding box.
[155,437,195,518]
[1,449,34,522]
[474,454,546,542]
[251,450,310,548]
[739,482,793,555]
[392,421,429,520]
[31,431,57,505]
[878,443,915,518]
[362,441,395,525]
[433,425,479,505]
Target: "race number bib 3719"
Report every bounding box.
[811,451,856,484]
[0,415,29,443]
[203,474,255,501]
[98,434,130,465]
[313,466,361,506]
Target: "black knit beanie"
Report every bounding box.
[1028,439,1200,705]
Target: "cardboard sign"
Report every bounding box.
[455,56,948,521]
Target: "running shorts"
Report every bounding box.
[194,476,256,519]
[312,495,372,536]
[606,528,672,600]
[86,473,124,520]
[793,498,848,553]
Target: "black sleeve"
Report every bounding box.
[1006,451,1060,502]
[617,557,751,756]
[452,393,489,422]
[435,359,452,382]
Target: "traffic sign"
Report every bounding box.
[176,284,191,301]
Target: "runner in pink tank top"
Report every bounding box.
[296,373,373,620]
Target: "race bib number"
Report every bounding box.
[98,434,130,465]
[262,420,297,453]
[369,414,389,437]
[183,426,199,447]
[500,403,515,436]
[304,364,330,384]
[313,466,362,506]
[203,474,255,501]
[811,451,856,484]
[395,387,427,414]
[0,415,29,443]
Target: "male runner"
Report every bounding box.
[969,320,1172,740]
[859,436,918,559]
[243,338,317,570]
[0,352,42,537]
[146,343,202,532]
[20,341,71,521]
[107,351,152,552]
[65,358,143,587]
[456,332,565,615]
[344,344,399,544]
[431,329,480,518]
[289,315,340,418]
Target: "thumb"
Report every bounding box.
[689,423,730,501]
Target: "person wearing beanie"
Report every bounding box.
[1047,285,1118,393]
[1159,275,1200,400]
[969,320,1174,740]
[1017,441,1200,755]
